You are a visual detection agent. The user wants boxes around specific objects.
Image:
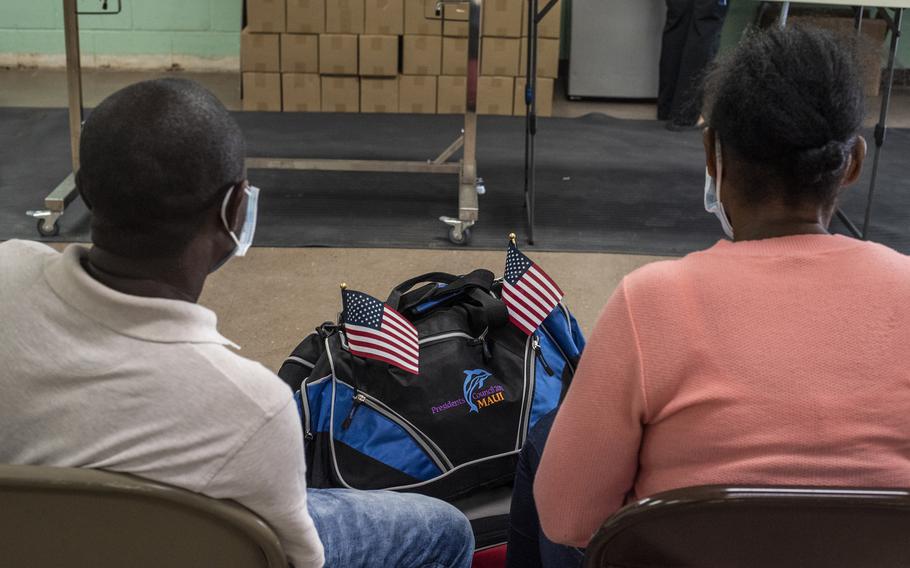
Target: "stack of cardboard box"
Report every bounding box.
[241,0,561,115]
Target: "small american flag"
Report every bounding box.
[341,289,420,375]
[502,242,564,335]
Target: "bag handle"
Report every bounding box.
[386,270,494,310]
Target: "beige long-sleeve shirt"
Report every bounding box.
[0,240,324,568]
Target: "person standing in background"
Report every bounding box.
[659,0,729,131]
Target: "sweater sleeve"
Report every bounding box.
[204,398,325,568]
[534,278,648,547]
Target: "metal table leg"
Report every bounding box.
[440,0,482,245]
[777,1,791,28]
[522,0,560,246]
[28,0,83,237]
[861,7,902,240]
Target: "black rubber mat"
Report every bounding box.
[1,107,907,255]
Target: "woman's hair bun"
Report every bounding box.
[794,140,848,184]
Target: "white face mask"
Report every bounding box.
[704,140,735,240]
[220,185,260,257]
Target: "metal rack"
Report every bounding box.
[28,0,485,246]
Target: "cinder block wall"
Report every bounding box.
[0,0,242,70]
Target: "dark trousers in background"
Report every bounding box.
[505,410,584,568]
[658,0,729,123]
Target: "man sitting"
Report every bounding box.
[0,78,474,568]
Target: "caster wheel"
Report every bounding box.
[448,227,472,246]
[37,218,60,237]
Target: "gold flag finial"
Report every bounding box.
[340,282,348,291]
[508,233,517,245]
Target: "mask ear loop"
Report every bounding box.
[714,138,735,240]
[220,184,245,248]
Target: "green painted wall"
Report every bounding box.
[0,0,241,59]
[0,0,905,67]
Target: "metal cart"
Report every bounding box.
[28,0,485,246]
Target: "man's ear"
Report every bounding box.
[842,136,867,187]
[703,128,717,179]
[222,182,248,233]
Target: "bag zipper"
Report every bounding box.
[532,335,554,376]
[301,392,314,441]
[341,393,366,430]
[539,325,575,374]
[337,384,453,473]
[517,334,536,449]
[418,330,483,346]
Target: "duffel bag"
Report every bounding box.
[279,269,585,500]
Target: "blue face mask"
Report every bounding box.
[220,184,260,257]
[704,141,734,240]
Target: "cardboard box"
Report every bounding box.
[481,37,520,76]
[242,72,282,111]
[791,15,887,97]
[365,0,404,34]
[246,0,286,32]
[282,73,321,111]
[359,34,398,77]
[478,76,513,115]
[402,35,441,75]
[321,76,360,112]
[399,75,437,113]
[326,0,365,34]
[241,30,280,72]
[281,34,319,73]
[437,75,466,114]
[319,34,359,75]
[287,0,325,34]
[522,0,561,38]
[513,76,553,117]
[484,0,522,37]
[519,37,559,78]
[361,77,399,112]
[405,0,442,35]
[442,4,469,37]
[442,37,468,75]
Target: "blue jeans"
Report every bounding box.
[307,488,475,568]
[506,409,584,568]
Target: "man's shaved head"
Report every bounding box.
[77,78,245,258]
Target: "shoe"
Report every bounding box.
[665,119,704,132]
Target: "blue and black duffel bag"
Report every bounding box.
[278,269,585,501]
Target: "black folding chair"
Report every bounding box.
[584,485,910,568]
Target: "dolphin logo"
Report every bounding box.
[463,369,493,413]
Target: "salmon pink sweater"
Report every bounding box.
[534,234,910,547]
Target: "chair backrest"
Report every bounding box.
[584,485,910,568]
[0,464,288,568]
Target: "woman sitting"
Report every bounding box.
[515,25,910,564]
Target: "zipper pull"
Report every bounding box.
[342,393,366,430]
[533,335,554,376]
[304,430,314,441]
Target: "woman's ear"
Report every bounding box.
[703,128,718,179]
[842,136,867,187]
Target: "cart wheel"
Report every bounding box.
[448,227,472,246]
[37,218,60,238]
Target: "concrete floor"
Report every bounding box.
[2,67,908,126]
[6,68,908,371]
